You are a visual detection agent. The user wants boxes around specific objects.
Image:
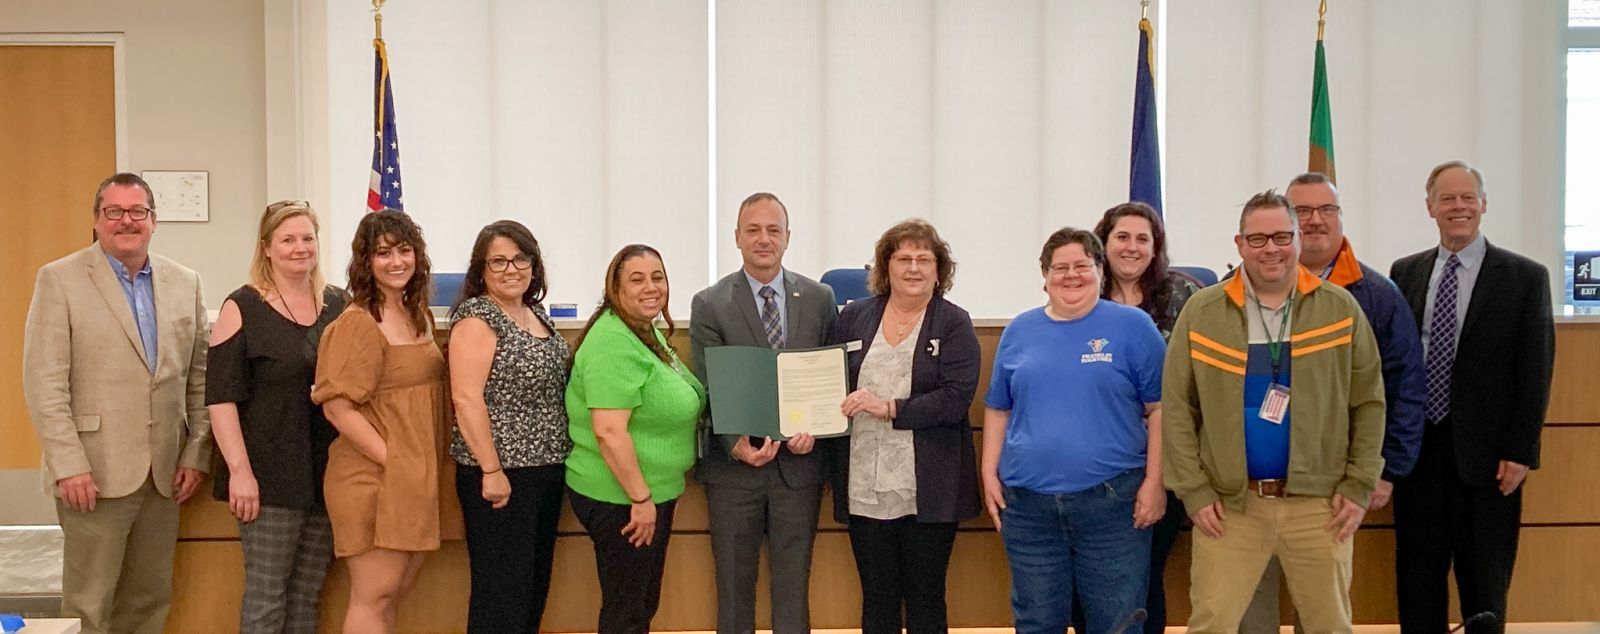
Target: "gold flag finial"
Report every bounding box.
[1318,0,1327,41]
[373,0,386,41]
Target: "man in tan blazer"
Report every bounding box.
[22,172,212,634]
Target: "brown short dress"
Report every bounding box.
[312,308,449,557]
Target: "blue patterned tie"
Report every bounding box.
[1424,254,1461,423]
[760,286,784,349]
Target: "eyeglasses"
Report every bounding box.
[891,255,938,270]
[1047,262,1098,276]
[99,206,152,221]
[1242,231,1297,248]
[1293,204,1341,219]
[487,254,533,272]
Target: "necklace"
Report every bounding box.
[274,288,313,326]
[885,301,926,338]
[492,298,534,331]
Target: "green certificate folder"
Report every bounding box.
[703,344,851,440]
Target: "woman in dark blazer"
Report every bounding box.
[825,219,981,634]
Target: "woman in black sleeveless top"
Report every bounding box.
[206,201,347,634]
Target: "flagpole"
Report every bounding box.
[1141,0,1148,20]
[371,0,384,42]
[1318,0,1327,41]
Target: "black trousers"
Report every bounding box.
[456,464,565,634]
[1071,491,1183,634]
[570,489,678,634]
[846,515,958,634]
[1394,420,1522,634]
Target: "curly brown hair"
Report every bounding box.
[867,219,956,297]
[346,209,433,337]
[449,220,548,317]
[572,244,678,364]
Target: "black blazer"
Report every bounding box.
[823,294,982,524]
[1390,240,1555,486]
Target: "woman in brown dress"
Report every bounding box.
[312,209,448,633]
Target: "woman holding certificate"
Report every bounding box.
[980,227,1167,634]
[825,219,981,634]
[565,244,706,634]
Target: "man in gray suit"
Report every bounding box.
[23,173,212,634]
[691,192,838,634]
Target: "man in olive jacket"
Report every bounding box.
[1162,190,1385,634]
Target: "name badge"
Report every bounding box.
[1260,383,1290,425]
[846,339,864,352]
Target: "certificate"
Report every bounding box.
[703,345,850,440]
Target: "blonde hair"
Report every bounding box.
[251,200,328,312]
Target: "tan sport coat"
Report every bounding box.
[22,244,212,499]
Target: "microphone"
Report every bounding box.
[1447,611,1498,634]
[1108,608,1148,634]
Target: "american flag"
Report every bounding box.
[367,38,404,212]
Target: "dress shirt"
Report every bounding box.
[105,250,157,374]
[1420,233,1486,357]
[744,268,788,334]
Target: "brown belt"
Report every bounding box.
[1248,479,1291,498]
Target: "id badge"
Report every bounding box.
[1260,383,1290,425]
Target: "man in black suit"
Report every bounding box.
[1389,161,1555,634]
[691,192,838,634]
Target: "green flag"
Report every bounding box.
[1309,39,1336,183]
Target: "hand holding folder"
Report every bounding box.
[702,345,851,440]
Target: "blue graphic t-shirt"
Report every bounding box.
[985,301,1165,494]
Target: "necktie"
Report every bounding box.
[760,286,784,349]
[1424,254,1461,423]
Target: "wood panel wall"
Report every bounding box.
[166,323,1600,632]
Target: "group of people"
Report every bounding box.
[20,160,1552,634]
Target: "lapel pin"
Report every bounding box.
[928,338,941,357]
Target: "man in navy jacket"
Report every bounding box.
[1242,172,1427,632]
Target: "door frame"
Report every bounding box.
[0,32,129,171]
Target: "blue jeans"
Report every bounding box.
[1000,467,1153,634]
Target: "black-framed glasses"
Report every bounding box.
[1293,204,1341,219]
[1242,231,1297,248]
[487,254,533,272]
[99,206,152,221]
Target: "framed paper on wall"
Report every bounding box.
[141,170,209,222]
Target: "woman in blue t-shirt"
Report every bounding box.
[980,227,1167,634]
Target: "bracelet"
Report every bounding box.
[629,493,652,505]
[480,466,502,475]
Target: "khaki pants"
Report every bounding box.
[56,477,179,634]
[1188,495,1353,634]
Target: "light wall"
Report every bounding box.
[1,0,268,309]
[1,0,269,523]
[310,0,1566,319]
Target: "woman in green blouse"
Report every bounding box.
[565,243,705,634]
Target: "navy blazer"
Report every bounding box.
[1390,240,1555,486]
[823,294,982,524]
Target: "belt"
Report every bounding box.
[1248,479,1291,498]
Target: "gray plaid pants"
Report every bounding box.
[238,505,335,634]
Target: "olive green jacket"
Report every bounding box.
[1162,265,1386,513]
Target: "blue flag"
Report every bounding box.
[368,38,404,212]
[1130,18,1162,216]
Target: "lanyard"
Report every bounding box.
[1253,292,1293,381]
